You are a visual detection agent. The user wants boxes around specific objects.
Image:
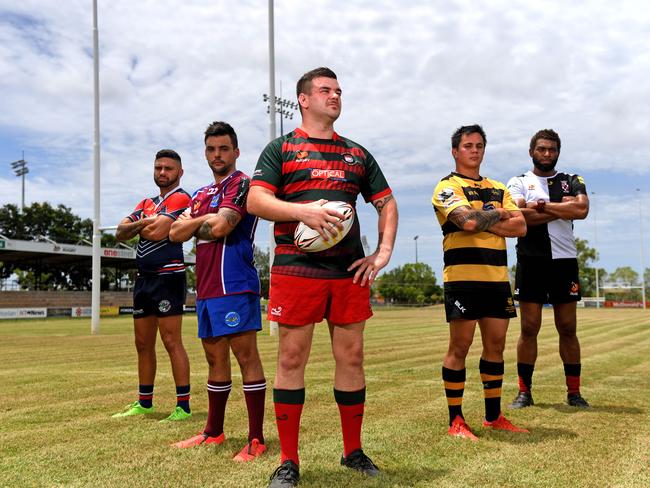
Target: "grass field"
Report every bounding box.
[1,307,649,487]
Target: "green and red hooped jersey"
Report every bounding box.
[251,128,392,279]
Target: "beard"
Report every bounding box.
[532,155,558,173]
[155,176,178,188]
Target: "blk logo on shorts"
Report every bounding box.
[454,300,466,313]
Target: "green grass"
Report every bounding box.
[1,308,649,487]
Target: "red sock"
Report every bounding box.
[243,379,266,444]
[204,380,231,437]
[564,363,582,395]
[334,388,366,457]
[274,388,305,465]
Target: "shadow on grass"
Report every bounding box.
[302,465,449,487]
[480,426,577,444]
[533,403,644,415]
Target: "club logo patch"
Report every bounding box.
[295,150,310,162]
[436,187,462,208]
[570,282,580,295]
[341,153,358,165]
[225,311,241,327]
[561,180,570,192]
[483,203,495,210]
[210,195,221,207]
[158,300,171,313]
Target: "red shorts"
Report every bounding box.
[268,274,372,326]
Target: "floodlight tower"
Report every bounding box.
[263,83,299,136]
[10,152,29,211]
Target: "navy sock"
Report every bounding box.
[176,384,191,413]
[139,384,154,408]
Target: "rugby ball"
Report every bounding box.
[294,201,355,252]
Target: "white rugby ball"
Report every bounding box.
[294,201,355,252]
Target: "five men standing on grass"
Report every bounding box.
[112,74,591,486]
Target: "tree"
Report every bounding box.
[0,203,129,290]
[376,262,443,305]
[254,246,270,298]
[575,238,606,297]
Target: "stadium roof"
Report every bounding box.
[0,236,195,269]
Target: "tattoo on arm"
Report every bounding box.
[448,207,501,231]
[219,208,242,228]
[195,221,214,241]
[372,195,394,215]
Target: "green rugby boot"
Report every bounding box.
[111,401,154,418]
[160,406,192,423]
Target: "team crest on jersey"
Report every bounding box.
[192,200,202,212]
[437,187,461,207]
[225,311,241,327]
[483,203,495,210]
[561,180,569,192]
[570,282,580,295]
[528,184,535,190]
[158,300,171,313]
[210,195,221,207]
[295,150,310,162]
[341,153,359,165]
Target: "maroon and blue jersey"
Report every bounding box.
[251,128,392,279]
[191,171,260,300]
[127,187,191,275]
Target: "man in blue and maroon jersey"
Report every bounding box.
[248,67,398,487]
[169,121,266,462]
[112,149,192,423]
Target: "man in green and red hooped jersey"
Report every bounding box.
[248,67,398,487]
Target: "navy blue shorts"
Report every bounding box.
[197,293,262,338]
[133,273,186,319]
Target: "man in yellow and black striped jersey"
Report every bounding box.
[432,124,528,440]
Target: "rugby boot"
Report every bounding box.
[567,393,591,408]
[268,460,300,487]
[233,438,267,462]
[111,401,154,418]
[171,432,225,448]
[340,448,380,476]
[508,391,534,409]
[483,414,530,433]
[447,415,478,441]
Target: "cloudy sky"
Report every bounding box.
[1,0,649,281]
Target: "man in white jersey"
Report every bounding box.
[506,129,591,409]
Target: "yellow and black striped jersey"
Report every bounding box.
[432,172,520,285]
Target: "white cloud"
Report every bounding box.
[0,0,649,274]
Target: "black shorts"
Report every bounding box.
[514,256,581,304]
[443,282,517,322]
[133,273,186,319]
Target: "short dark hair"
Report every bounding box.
[204,121,238,149]
[155,149,182,164]
[530,129,561,152]
[296,67,338,98]
[451,124,486,149]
